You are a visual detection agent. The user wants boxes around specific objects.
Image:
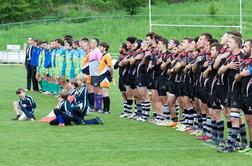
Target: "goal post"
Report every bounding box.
[148,0,243,34]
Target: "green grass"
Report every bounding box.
[0,0,252,54]
[1,65,252,166]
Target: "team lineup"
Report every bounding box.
[11,31,252,154]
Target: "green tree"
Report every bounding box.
[119,0,145,15]
[0,0,30,23]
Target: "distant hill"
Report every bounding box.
[0,0,251,53]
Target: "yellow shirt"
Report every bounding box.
[99,53,113,75]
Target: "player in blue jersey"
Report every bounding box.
[12,88,36,121]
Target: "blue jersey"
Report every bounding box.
[51,49,57,68]
[65,49,76,79]
[56,47,67,77]
[18,95,36,116]
[31,46,41,67]
[44,49,52,68]
[59,99,73,118]
[75,48,85,74]
[74,84,88,113]
[78,48,86,58]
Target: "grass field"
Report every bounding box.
[0,0,252,53]
[1,65,252,166]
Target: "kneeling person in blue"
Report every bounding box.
[50,89,73,126]
[72,74,104,125]
[12,88,36,121]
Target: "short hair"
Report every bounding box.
[135,39,142,50]
[231,36,243,48]
[126,36,137,44]
[146,32,156,39]
[73,40,79,47]
[64,35,73,41]
[153,34,161,43]
[171,39,180,47]
[16,88,25,94]
[121,43,128,51]
[244,39,252,46]
[228,31,242,38]
[210,39,219,44]
[160,37,168,46]
[80,37,89,42]
[200,32,213,42]
[100,42,110,52]
[65,39,73,47]
[55,38,64,46]
[76,73,87,83]
[211,42,222,52]
[183,37,193,43]
[92,38,100,46]
[60,89,69,100]
[194,36,199,43]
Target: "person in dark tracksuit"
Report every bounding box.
[12,88,36,121]
[50,89,73,126]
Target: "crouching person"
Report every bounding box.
[12,88,36,121]
[72,73,104,125]
[50,89,73,126]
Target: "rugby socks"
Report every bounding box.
[95,94,103,110]
[102,96,110,112]
[240,123,247,145]
[202,114,207,134]
[216,120,224,142]
[88,93,95,109]
[183,109,188,126]
[211,120,217,140]
[175,104,180,117]
[56,115,64,124]
[230,127,240,146]
[250,141,252,148]
[141,101,151,119]
[227,121,232,140]
[188,108,194,127]
[162,105,170,120]
[123,100,127,113]
[136,103,142,116]
[126,99,133,114]
[197,114,203,130]
[205,117,212,137]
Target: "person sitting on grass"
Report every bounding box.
[12,88,36,121]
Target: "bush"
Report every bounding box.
[208,1,218,16]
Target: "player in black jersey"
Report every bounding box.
[218,35,247,152]
[234,39,252,154]
[116,43,130,117]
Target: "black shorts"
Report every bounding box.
[214,84,228,106]
[243,95,252,115]
[91,76,100,87]
[187,83,194,99]
[208,92,222,109]
[181,80,190,97]
[169,82,182,97]
[226,90,243,109]
[119,76,126,92]
[125,74,136,89]
[198,87,208,104]
[135,76,147,87]
[156,75,168,93]
[148,75,158,90]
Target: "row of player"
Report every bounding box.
[114,32,252,154]
[25,36,114,114]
